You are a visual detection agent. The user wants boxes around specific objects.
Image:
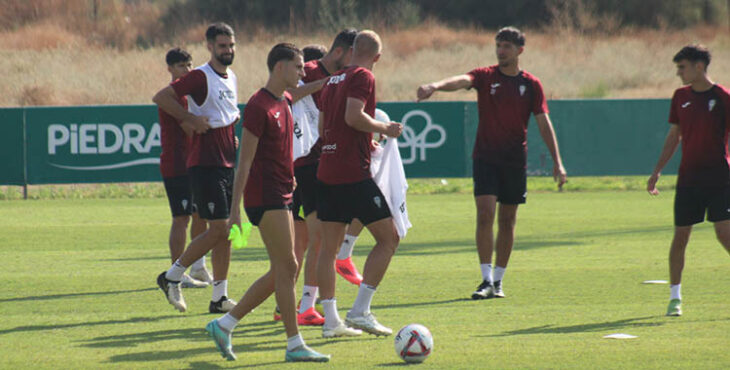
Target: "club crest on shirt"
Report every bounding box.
[519,85,526,96]
[709,99,716,112]
[490,83,500,95]
[181,199,188,210]
[208,202,215,215]
[373,196,382,208]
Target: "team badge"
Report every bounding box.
[208,202,215,214]
[519,85,526,96]
[181,199,188,210]
[709,99,716,112]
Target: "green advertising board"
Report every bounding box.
[0,108,26,185]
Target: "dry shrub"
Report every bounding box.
[18,85,56,106]
[383,20,491,57]
[0,21,84,50]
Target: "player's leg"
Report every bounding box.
[493,203,518,298]
[472,159,499,299]
[336,218,364,285]
[666,187,703,316]
[299,211,325,325]
[189,211,213,283]
[345,179,397,336]
[713,220,730,254]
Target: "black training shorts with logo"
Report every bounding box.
[316,178,391,225]
[245,204,292,226]
[163,175,196,217]
[189,166,234,220]
[674,186,730,226]
[472,159,527,204]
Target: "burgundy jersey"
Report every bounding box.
[468,65,548,168]
[317,66,376,185]
[242,89,295,208]
[669,84,730,187]
[171,69,238,169]
[158,92,190,178]
[294,59,331,167]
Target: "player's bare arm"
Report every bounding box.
[287,78,327,103]
[228,127,260,230]
[153,85,211,134]
[416,74,473,102]
[535,113,567,188]
[344,97,403,137]
[647,125,681,195]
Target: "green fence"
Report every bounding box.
[0,99,678,186]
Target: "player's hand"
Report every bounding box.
[384,122,403,138]
[180,120,195,137]
[416,84,436,102]
[227,208,241,231]
[647,173,660,195]
[184,115,211,134]
[554,164,567,191]
[234,135,239,149]
[293,176,298,191]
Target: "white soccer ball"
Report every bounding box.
[394,323,433,363]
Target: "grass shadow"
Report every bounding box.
[0,315,182,335]
[0,287,157,303]
[372,297,471,310]
[483,316,661,337]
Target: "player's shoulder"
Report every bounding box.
[519,69,541,83]
[672,85,692,99]
[246,88,269,107]
[351,66,374,80]
[712,84,730,98]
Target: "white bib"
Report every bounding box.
[291,80,321,160]
[187,63,240,128]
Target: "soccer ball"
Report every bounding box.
[394,324,433,363]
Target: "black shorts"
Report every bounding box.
[316,178,392,225]
[292,163,318,221]
[189,166,234,220]
[163,175,196,217]
[245,204,292,226]
[473,160,527,204]
[674,186,730,226]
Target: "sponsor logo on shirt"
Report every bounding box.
[490,83,500,95]
[327,73,347,85]
[322,143,337,152]
[218,89,235,100]
[681,101,691,108]
[709,99,716,112]
[293,121,303,139]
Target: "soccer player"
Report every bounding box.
[158,47,212,289]
[205,43,329,362]
[416,27,567,300]
[317,30,403,337]
[647,44,730,317]
[288,29,359,326]
[302,44,327,62]
[153,22,239,313]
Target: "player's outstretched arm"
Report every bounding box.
[648,125,681,195]
[416,74,473,102]
[535,113,567,189]
[228,128,259,229]
[344,98,402,138]
[287,78,327,103]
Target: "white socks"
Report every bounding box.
[670,284,681,300]
[480,264,493,283]
[337,234,359,260]
[286,333,305,351]
[191,256,206,271]
[212,280,228,301]
[217,313,239,333]
[493,266,506,282]
[350,284,376,316]
[321,298,341,327]
[166,260,186,282]
[299,285,318,314]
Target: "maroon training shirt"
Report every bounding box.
[158,92,190,178]
[242,89,295,208]
[670,84,730,187]
[317,66,376,185]
[294,59,331,168]
[171,69,238,169]
[468,65,548,168]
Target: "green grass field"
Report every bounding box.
[1,190,729,368]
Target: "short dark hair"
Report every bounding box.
[266,43,302,72]
[165,47,192,66]
[330,28,358,51]
[205,22,234,42]
[303,44,327,62]
[673,44,711,69]
[495,26,525,47]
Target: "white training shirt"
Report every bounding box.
[187,63,240,128]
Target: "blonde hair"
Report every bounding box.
[353,30,382,58]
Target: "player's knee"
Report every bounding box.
[206,222,229,243]
[497,217,516,230]
[276,258,298,279]
[172,216,190,228]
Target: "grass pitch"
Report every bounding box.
[1,190,729,368]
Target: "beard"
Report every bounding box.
[216,52,235,66]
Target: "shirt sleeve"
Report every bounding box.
[171,70,207,106]
[531,78,549,115]
[466,68,484,91]
[668,91,679,125]
[243,101,267,138]
[347,70,375,103]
